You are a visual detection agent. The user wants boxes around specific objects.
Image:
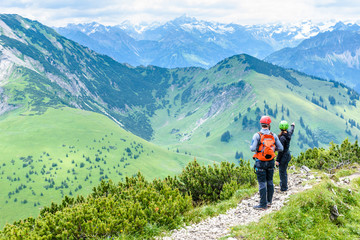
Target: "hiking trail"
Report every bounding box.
[160,166,333,240]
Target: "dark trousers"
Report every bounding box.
[255,159,274,207]
[278,152,291,191]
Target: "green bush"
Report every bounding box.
[167,159,256,203]
[292,139,360,171]
[0,159,255,239]
[1,173,192,239]
[220,131,231,142]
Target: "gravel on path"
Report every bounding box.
[161,169,317,240]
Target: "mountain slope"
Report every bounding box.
[0,14,212,228]
[0,107,207,228]
[145,54,360,161]
[0,14,173,140]
[265,30,360,92]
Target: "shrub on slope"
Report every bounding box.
[1,173,192,239]
[0,159,255,239]
[292,139,360,171]
[168,159,256,203]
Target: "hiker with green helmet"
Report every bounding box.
[276,120,295,192]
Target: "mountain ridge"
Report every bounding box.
[56,16,352,69]
[265,29,360,92]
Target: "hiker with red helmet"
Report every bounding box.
[250,116,283,210]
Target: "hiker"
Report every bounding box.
[250,116,283,210]
[276,120,295,192]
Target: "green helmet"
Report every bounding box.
[279,120,289,130]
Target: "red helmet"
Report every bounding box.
[260,116,271,125]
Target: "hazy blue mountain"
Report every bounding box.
[55,16,335,69]
[265,28,360,92]
[55,22,145,66]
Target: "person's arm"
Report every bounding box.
[274,134,283,152]
[288,123,295,136]
[276,136,286,163]
[250,133,260,152]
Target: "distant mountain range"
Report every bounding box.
[55,16,337,68]
[55,17,360,92]
[265,25,360,92]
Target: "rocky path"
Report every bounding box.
[161,167,319,240]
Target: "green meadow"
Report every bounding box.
[0,107,211,228]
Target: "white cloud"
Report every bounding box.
[0,0,359,26]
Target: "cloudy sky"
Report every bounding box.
[0,0,359,26]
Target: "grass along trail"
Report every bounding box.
[161,166,319,240]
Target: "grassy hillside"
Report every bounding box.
[231,178,360,239]
[1,138,359,239]
[0,107,209,228]
[148,55,360,161]
[0,14,173,140]
[0,157,255,239]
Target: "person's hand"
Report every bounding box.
[291,122,295,126]
[275,161,279,166]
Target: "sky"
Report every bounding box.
[0,0,360,27]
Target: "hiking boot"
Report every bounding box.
[267,202,272,207]
[276,189,287,193]
[253,205,268,210]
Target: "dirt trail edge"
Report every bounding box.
[161,168,318,240]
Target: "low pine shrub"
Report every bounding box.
[166,159,256,203]
[0,159,255,239]
[292,139,360,171]
[1,173,192,239]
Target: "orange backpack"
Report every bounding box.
[253,132,276,161]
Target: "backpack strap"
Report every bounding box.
[257,132,262,152]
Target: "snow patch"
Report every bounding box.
[183,53,210,67]
[99,108,124,127]
[331,49,360,69]
[180,22,234,35]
